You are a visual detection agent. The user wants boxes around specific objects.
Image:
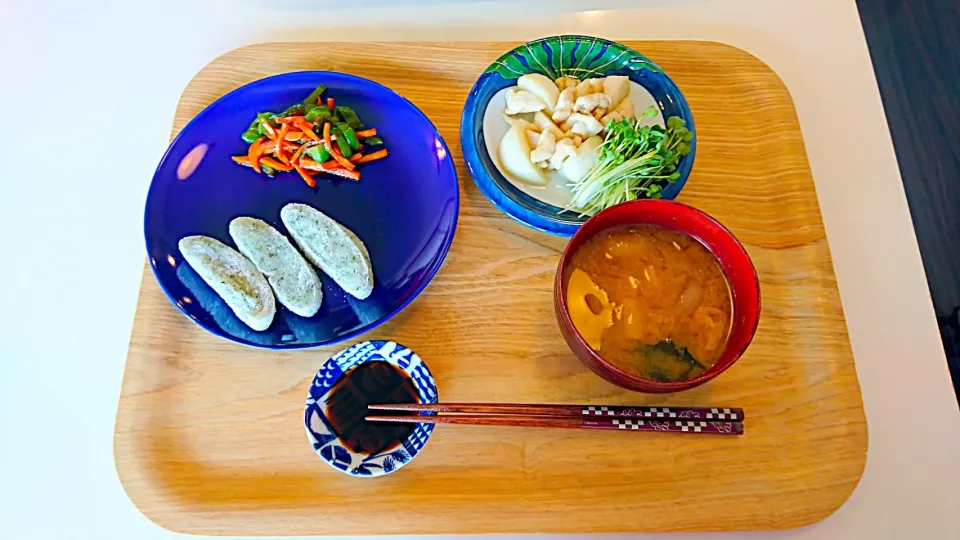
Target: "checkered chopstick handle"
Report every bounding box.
[370,403,745,422]
[583,418,744,435]
[580,405,744,422]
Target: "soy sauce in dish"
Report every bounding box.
[324,361,419,454]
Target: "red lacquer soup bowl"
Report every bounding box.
[554,200,761,393]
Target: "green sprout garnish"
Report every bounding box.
[568,105,692,216]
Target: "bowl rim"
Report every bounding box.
[460,34,697,237]
[143,70,460,350]
[553,199,761,392]
[304,340,438,477]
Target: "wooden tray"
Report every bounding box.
[114,41,867,535]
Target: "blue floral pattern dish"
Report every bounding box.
[144,72,459,349]
[304,340,438,477]
[460,35,696,236]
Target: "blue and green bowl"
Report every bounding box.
[460,35,696,236]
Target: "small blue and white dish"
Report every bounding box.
[304,340,438,477]
[460,35,696,236]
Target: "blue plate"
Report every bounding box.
[460,35,696,236]
[304,340,437,477]
[145,72,459,349]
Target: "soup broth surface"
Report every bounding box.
[565,224,733,382]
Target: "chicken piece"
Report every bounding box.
[555,76,579,91]
[574,79,594,98]
[592,107,608,122]
[548,137,577,170]
[563,113,604,137]
[552,109,571,123]
[574,93,613,114]
[575,78,606,97]
[574,77,605,98]
[601,111,624,124]
[551,88,575,124]
[530,130,557,165]
[526,130,540,147]
[615,96,635,119]
[532,111,566,140]
[504,87,546,115]
[501,112,540,132]
[556,88,575,111]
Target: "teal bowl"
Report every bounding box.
[460,35,696,236]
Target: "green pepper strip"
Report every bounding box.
[302,85,327,110]
[335,106,364,130]
[305,145,332,163]
[332,126,353,158]
[337,123,361,152]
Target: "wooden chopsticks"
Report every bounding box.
[367,403,745,435]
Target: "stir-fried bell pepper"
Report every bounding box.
[305,106,332,123]
[331,126,353,158]
[305,145,332,163]
[241,128,260,144]
[335,123,361,152]
[233,85,385,184]
[280,104,304,117]
[302,85,327,111]
[335,106,364,131]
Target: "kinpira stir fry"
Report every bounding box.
[231,85,389,186]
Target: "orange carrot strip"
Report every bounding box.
[285,130,304,141]
[322,122,333,152]
[290,141,315,165]
[323,167,361,181]
[259,119,277,140]
[329,146,356,170]
[262,141,299,154]
[327,97,335,111]
[247,137,265,173]
[275,123,290,163]
[293,164,317,188]
[276,117,299,124]
[298,157,322,171]
[259,156,292,171]
[349,153,364,163]
[231,156,252,167]
[293,118,320,141]
[300,125,320,141]
[354,148,389,164]
[300,158,345,172]
[319,160,341,170]
[355,128,377,139]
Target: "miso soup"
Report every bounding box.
[564,225,733,382]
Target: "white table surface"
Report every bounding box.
[2,1,959,538]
